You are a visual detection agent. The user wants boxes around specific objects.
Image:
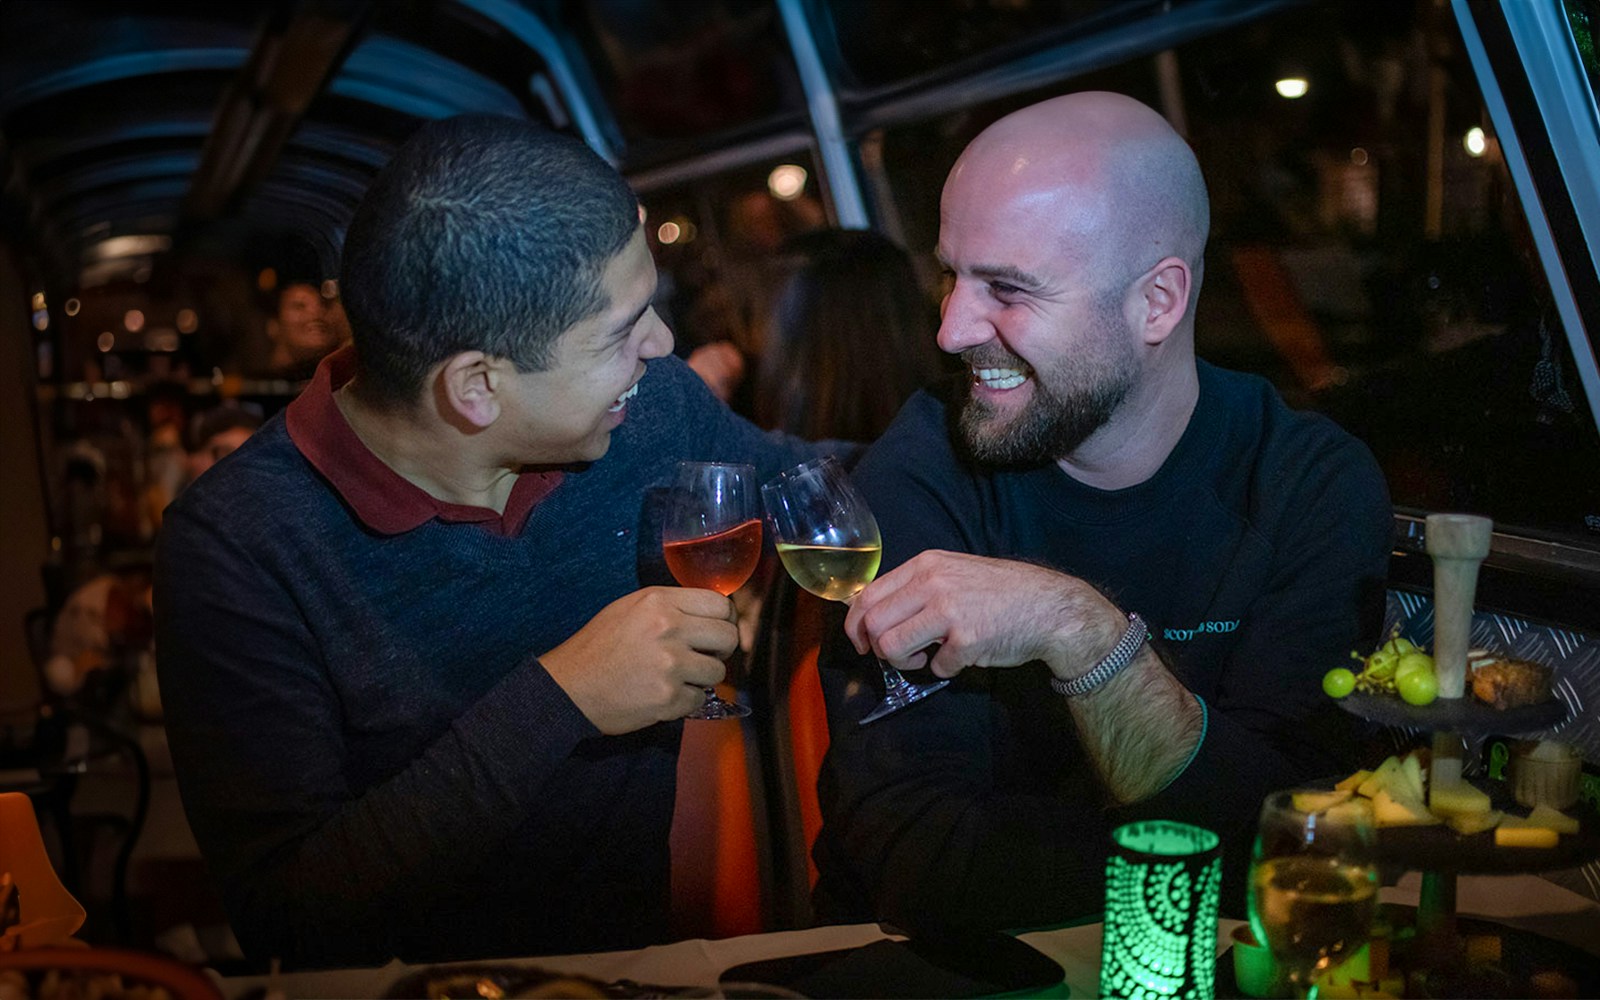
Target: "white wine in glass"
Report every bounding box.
[663,461,760,720]
[761,456,948,725]
[1248,790,1379,998]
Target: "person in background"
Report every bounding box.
[184,404,263,482]
[814,92,1391,931]
[263,280,339,378]
[754,229,946,442]
[155,115,832,969]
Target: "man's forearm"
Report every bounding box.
[1065,647,1204,803]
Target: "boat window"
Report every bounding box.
[821,0,1165,93]
[561,0,808,162]
[865,0,1600,546]
[1568,0,1600,99]
[641,150,827,414]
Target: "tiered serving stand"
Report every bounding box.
[1336,514,1600,993]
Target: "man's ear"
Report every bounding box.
[439,351,503,429]
[1134,256,1192,346]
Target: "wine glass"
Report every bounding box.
[663,461,762,720]
[760,456,950,725]
[1247,790,1379,998]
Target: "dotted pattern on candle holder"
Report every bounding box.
[1100,853,1223,1000]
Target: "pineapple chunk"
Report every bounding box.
[1429,780,1491,818]
[1370,788,1439,827]
[1336,769,1373,793]
[1494,824,1559,848]
[1358,756,1404,799]
[1398,753,1427,802]
[1525,805,1580,835]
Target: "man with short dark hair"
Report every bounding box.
[814,92,1390,930]
[155,116,828,968]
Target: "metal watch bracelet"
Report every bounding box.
[1050,612,1148,697]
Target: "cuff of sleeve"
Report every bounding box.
[455,656,601,777]
[1152,693,1207,795]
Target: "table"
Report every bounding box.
[218,874,1599,998]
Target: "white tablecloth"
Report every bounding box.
[219,874,1600,998]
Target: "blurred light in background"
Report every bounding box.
[257,267,277,292]
[1350,147,1369,166]
[1275,77,1308,99]
[177,308,199,333]
[123,309,145,332]
[97,331,115,352]
[657,220,682,244]
[768,164,808,201]
[1463,126,1487,157]
[32,310,49,331]
[31,292,45,310]
[64,298,81,316]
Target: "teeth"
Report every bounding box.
[972,366,1028,390]
[608,381,640,412]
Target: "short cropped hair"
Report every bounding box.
[340,115,639,409]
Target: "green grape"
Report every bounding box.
[1397,668,1439,706]
[1387,637,1418,657]
[1394,652,1434,684]
[1364,648,1399,680]
[1323,668,1357,698]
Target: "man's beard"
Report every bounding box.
[957,334,1137,466]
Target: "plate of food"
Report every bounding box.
[1304,751,1600,874]
[1325,636,1569,735]
[0,947,223,1000]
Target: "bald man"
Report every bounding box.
[813,92,1391,930]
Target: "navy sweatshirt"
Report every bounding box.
[814,361,1393,931]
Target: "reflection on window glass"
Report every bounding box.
[870,0,1600,543]
[823,0,1162,91]
[1569,0,1600,98]
[563,0,805,153]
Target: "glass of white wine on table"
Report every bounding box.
[1248,789,1380,998]
[663,461,762,720]
[760,456,949,725]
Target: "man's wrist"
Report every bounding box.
[1051,612,1148,698]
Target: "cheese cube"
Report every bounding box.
[1443,808,1503,835]
[1337,769,1373,793]
[1371,788,1438,827]
[1429,781,1491,818]
[1494,824,1559,848]
[1526,804,1579,835]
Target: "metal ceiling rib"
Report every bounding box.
[0,0,587,291]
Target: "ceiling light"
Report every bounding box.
[768,164,808,201]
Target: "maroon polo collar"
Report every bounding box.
[284,346,562,537]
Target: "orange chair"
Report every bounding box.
[669,683,772,940]
[0,791,86,949]
[749,576,833,929]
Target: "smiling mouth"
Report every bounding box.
[608,380,641,413]
[971,364,1032,390]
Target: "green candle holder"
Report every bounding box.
[1100,820,1223,1000]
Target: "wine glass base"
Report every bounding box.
[859,677,951,725]
[687,692,751,720]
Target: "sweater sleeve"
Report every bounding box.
[652,353,859,478]
[154,502,599,967]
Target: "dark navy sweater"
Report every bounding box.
[814,361,1393,930]
[155,354,827,968]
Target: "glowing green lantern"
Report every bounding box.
[1100,820,1223,1000]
